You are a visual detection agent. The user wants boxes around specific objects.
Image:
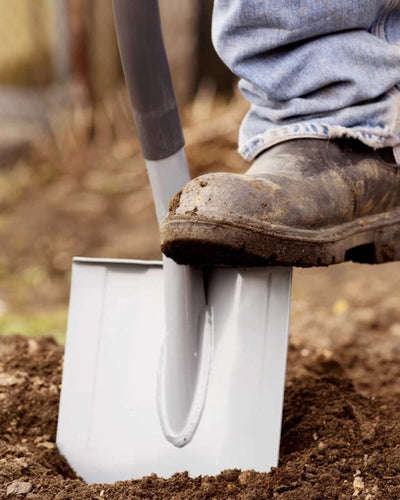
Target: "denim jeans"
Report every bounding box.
[212,1,400,161]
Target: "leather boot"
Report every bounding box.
[160,139,400,267]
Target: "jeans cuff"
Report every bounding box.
[238,122,399,161]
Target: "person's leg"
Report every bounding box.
[160,2,400,267]
[212,0,400,161]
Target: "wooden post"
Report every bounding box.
[159,0,199,103]
[83,0,122,106]
[52,0,71,85]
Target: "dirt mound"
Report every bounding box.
[2,303,400,500]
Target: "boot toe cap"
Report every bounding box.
[171,173,291,225]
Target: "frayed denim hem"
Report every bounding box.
[239,123,400,162]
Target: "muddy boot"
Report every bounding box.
[160,139,400,267]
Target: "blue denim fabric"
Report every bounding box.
[212,1,400,161]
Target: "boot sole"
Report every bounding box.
[161,208,400,267]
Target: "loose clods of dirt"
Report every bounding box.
[2,305,400,499]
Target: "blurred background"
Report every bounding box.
[0,0,398,345]
[0,0,247,341]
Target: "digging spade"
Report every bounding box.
[56,0,292,483]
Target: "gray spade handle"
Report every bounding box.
[112,0,184,161]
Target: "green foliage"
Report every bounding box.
[0,308,68,345]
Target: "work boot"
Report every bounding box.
[160,139,400,267]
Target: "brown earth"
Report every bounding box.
[1,261,400,499]
[1,93,400,498]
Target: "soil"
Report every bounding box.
[1,261,400,498]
